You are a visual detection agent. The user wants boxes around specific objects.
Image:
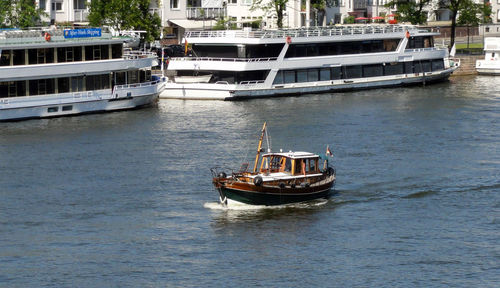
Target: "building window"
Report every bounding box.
[243,0,252,5]
[39,0,46,10]
[228,0,237,4]
[170,0,179,9]
[52,1,63,11]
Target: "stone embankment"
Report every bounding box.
[452,55,483,76]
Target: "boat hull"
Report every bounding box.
[215,175,335,206]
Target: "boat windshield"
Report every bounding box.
[260,155,319,175]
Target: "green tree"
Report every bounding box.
[14,0,46,28]
[385,0,431,25]
[0,0,11,28]
[457,0,491,48]
[87,0,161,42]
[251,0,288,28]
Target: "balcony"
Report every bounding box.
[74,9,89,22]
[186,7,227,20]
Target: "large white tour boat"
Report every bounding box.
[161,25,460,100]
[476,37,500,75]
[0,27,165,121]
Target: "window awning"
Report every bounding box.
[168,19,216,30]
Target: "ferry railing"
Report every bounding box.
[184,25,411,39]
[123,51,157,59]
[171,57,277,62]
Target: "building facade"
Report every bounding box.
[34,0,499,41]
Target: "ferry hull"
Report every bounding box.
[1,81,164,122]
[161,69,455,101]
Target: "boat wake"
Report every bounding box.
[203,199,329,211]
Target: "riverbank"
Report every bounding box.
[452,54,483,76]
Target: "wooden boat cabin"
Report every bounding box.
[259,151,323,176]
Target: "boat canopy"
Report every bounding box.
[260,151,321,175]
[262,151,319,159]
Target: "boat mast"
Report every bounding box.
[253,122,267,173]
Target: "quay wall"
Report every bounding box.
[452,55,483,76]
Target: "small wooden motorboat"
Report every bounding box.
[211,122,336,206]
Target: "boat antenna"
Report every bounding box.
[253,122,267,173]
[265,126,271,153]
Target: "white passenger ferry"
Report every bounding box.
[161,25,459,100]
[476,37,500,75]
[0,28,165,121]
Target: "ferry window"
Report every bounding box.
[74,47,82,61]
[331,67,342,79]
[383,39,399,51]
[273,71,283,84]
[297,70,307,82]
[47,107,58,113]
[404,62,413,74]
[421,61,431,72]
[140,70,146,83]
[13,50,25,65]
[29,80,38,96]
[345,65,362,79]
[0,82,7,97]
[384,62,404,76]
[62,105,73,111]
[431,59,444,71]
[128,71,139,84]
[71,76,84,92]
[363,64,383,77]
[307,45,319,57]
[228,0,237,3]
[112,44,122,59]
[308,69,319,82]
[58,78,70,93]
[17,81,26,97]
[28,49,38,64]
[102,74,110,89]
[8,81,16,97]
[284,70,295,83]
[319,68,330,81]
[146,70,152,81]
[100,45,109,59]
[0,50,11,66]
[115,72,126,85]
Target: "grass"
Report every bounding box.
[456,43,483,49]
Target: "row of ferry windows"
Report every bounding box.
[0,70,151,97]
[285,39,400,58]
[272,59,445,84]
[0,44,123,66]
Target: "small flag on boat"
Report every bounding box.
[184,39,189,54]
[326,145,333,157]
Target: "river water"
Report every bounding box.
[0,76,498,287]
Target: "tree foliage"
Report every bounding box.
[385,0,432,25]
[251,0,288,28]
[87,0,161,42]
[0,0,46,28]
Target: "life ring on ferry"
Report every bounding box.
[44,32,51,41]
[405,31,410,39]
[286,36,292,44]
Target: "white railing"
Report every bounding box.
[184,25,415,39]
[123,51,157,60]
[171,56,277,62]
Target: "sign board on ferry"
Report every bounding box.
[63,28,102,38]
